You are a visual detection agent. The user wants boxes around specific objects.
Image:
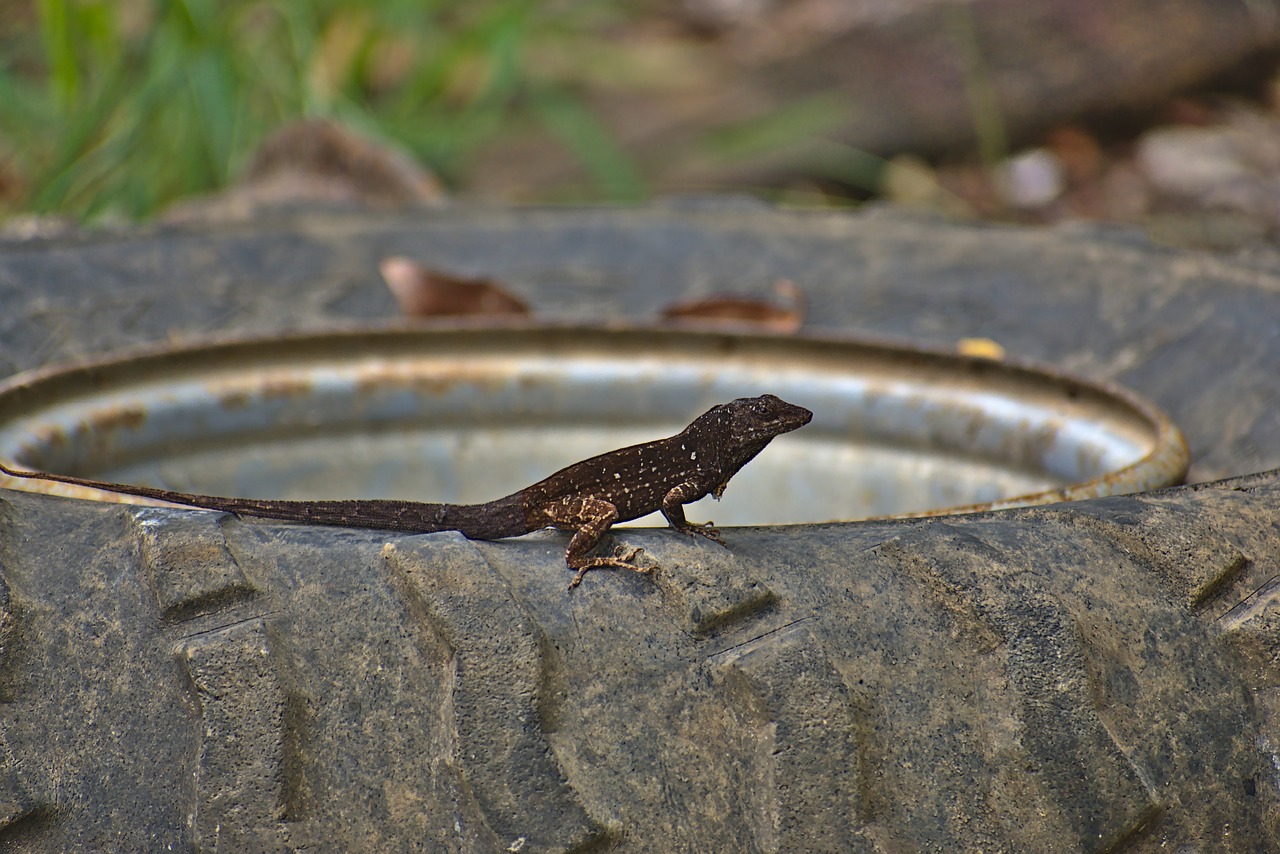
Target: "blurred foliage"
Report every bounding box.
[0,0,644,220]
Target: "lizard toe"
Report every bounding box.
[683,522,726,546]
[611,545,644,562]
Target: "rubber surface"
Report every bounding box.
[1,205,1279,850]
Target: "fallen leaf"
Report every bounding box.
[659,278,805,333]
[380,256,531,318]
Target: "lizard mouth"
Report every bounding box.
[780,406,814,432]
[758,411,811,440]
[0,324,1185,525]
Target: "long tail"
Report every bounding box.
[0,462,530,540]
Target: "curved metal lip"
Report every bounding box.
[0,320,1190,522]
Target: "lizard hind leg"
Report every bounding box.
[548,496,650,590]
[567,545,649,590]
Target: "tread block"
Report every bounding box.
[0,727,35,831]
[712,622,873,852]
[0,571,11,667]
[873,536,1005,653]
[1067,504,1248,608]
[1219,575,1280,687]
[649,539,777,635]
[977,572,1161,852]
[178,618,305,851]
[0,575,38,833]
[383,537,607,852]
[895,525,1162,851]
[134,509,254,619]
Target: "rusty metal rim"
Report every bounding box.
[0,320,1190,520]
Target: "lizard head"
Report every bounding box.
[723,394,813,445]
[692,393,811,468]
[682,394,812,500]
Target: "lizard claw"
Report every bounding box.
[681,521,726,547]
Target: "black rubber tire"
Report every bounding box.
[2,205,1280,851]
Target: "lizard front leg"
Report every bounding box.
[661,480,727,547]
[544,497,649,589]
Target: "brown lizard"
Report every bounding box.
[0,394,813,588]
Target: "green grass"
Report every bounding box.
[0,0,645,220]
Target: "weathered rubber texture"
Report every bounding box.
[2,205,1280,850]
[0,474,1277,850]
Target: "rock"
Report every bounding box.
[1137,126,1257,197]
[1137,107,1280,238]
[468,0,1280,196]
[998,149,1067,209]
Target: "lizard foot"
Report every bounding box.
[680,521,726,547]
[567,546,648,590]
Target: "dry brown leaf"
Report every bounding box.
[659,278,805,333]
[380,256,532,318]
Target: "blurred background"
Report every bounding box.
[3,0,1280,247]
